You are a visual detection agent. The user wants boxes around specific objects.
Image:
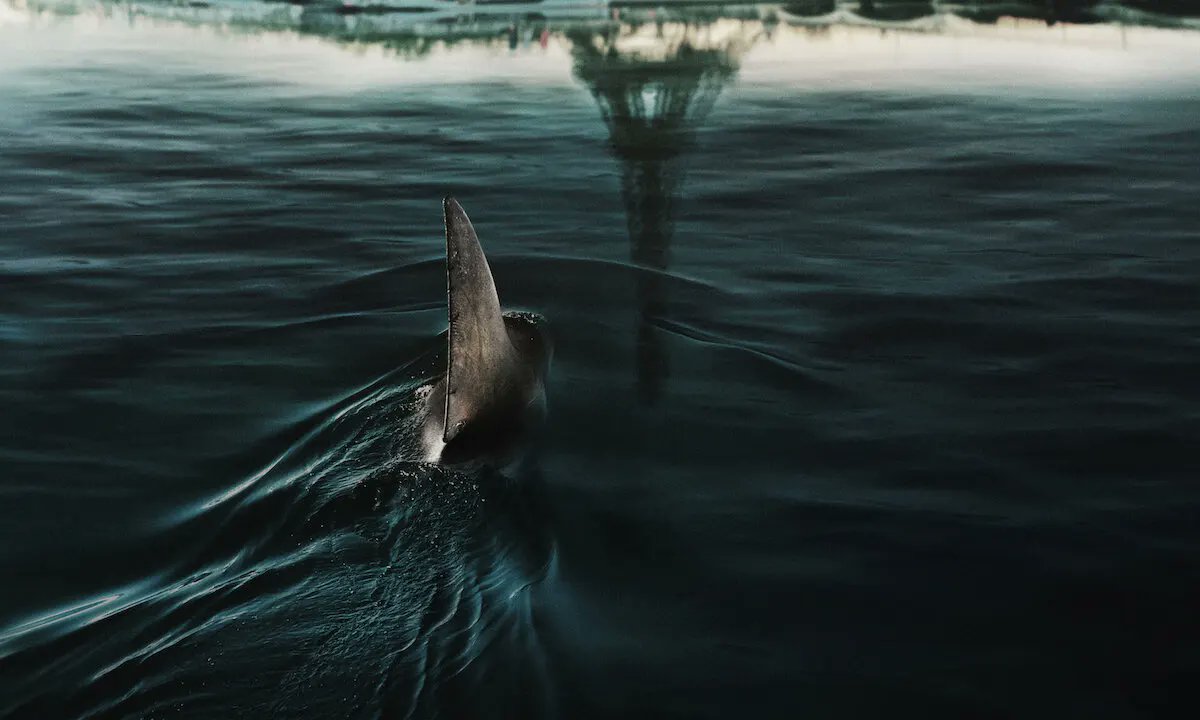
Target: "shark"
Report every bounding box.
[420,197,552,465]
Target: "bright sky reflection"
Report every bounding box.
[2,0,1199,95]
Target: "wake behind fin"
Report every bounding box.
[443,197,519,443]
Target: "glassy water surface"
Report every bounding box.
[1,1,1198,718]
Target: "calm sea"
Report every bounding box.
[1,1,1199,718]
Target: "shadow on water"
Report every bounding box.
[0,345,557,719]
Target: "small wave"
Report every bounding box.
[0,335,557,719]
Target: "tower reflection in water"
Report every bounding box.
[569,18,762,404]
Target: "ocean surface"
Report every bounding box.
[1,1,1199,718]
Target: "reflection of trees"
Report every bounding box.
[856,1,935,22]
[778,0,1115,27]
[297,6,514,59]
[782,0,838,15]
[952,1,1103,26]
[1123,0,1200,17]
[569,21,760,404]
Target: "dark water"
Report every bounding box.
[2,1,1200,718]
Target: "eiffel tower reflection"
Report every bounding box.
[569,18,763,405]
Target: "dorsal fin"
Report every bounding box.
[443,197,518,443]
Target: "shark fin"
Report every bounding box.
[442,197,518,443]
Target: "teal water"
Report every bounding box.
[1,2,1199,718]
